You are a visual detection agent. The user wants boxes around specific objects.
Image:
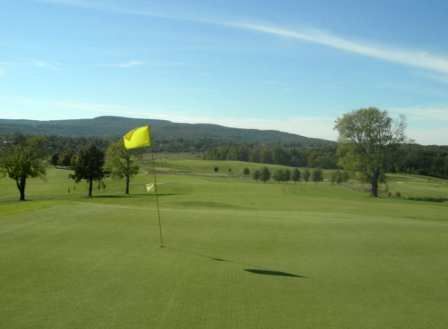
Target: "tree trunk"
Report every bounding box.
[125,175,130,194]
[16,176,26,201]
[88,179,93,197]
[125,156,130,194]
[370,171,379,197]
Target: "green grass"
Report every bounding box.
[1,163,448,328]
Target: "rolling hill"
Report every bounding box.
[0,116,334,146]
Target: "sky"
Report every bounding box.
[1,0,448,145]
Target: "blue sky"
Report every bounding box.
[1,0,448,145]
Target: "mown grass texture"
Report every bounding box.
[1,161,447,328]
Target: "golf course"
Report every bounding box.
[1,155,447,328]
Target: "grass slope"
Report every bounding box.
[1,162,447,328]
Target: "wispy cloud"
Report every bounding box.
[100,60,191,68]
[32,0,448,77]
[231,23,448,76]
[100,60,146,68]
[416,72,448,85]
[0,59,60,71]
[393,106,448,122]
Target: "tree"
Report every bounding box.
[334,108,407,197]
[104,141,140,194]
[291,168,301,184]
[260,167,271,184]
[243,167,250,176]
[284,169,291,183]
[311,167,324,184]
[303,168,311,184]
[0,134,47,201]
[273,169,285,183]
[214,166,219,173]
[50,152,59,166]
[252,169,261,183]
[69,146,106,197]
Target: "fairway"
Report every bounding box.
[1,165,448,328]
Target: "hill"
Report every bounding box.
[0,116,333,146]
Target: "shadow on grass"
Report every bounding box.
[245,269,306,278]
[166,247,307,278]
[93,193,179,198]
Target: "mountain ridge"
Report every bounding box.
[0,116,334,146]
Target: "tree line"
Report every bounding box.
[2,108,448,200]
[207,144,338,168]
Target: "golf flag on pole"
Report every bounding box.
[123,126,151,149]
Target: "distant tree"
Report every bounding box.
[260,149,274,164]
[214,166,219,173]
[330,170,350,185]
[311,167,324,184]
[291,168,301,184]
[104,141,141,194]
[273,169,285,183]
[260,167,271,184]
[334,107,407,197]
[50,152,59,166]
[284,169,291,183]
[252,170,261,183]
[69,145,106,197]
[243,167,250,176]
[303,168,311,184]
[59,150,74,167]
[0,134,47,201]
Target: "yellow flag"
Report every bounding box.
[123,126,151,149]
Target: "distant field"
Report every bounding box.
[1,160,447,328]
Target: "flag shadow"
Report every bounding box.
[244,269,306,278]
[165,247,307,279]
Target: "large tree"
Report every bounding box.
[69,146,106,197]
[104,141,140,194]
[334,107,407,197]
[0,134,47,201]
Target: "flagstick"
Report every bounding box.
[150,145,164,247]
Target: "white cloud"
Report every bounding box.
[32,0,448,77]
[393,106,448,122]
[0,59,60,71]
[231,23,448,76]
[100,60,146,68]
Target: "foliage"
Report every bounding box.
[330,170,350,185]
[311,167,324,184]
[0,134,47,201]
[208,144,338,169]
[291,168,301,184]
[259,167,271,184]
[104,141,141,194]
[252,170,260,183]
[69,146,106,197]
[303,168,311,184]
[243,167,250,176]
[273,169,285,183]
[334,108,407,197]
